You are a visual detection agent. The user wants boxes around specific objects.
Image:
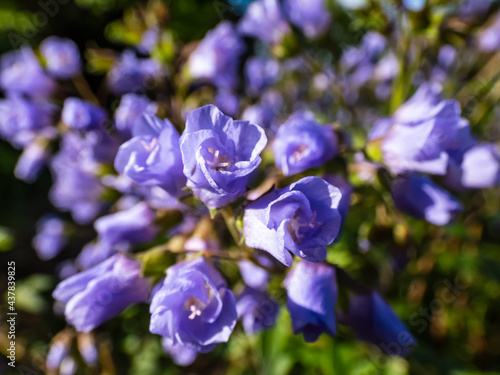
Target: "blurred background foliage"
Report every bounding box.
[0,0,500,374]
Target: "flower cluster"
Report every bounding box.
[2,0,500,371]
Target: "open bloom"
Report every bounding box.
[391,174,462,225]
[284,261,337,342]
[40,36,81,79]
[53,254,151,332]
[62,98,107,130]
[180,105,267,209]
[381,83,465,175]
[114,115,186,197]
[188,22,246,90]
[340,292,416,356]
[244,177,342,266]
[238,0,291,44]
[272,112,337,176]
[283,0,331,39]
[149,257,237,353]
[0,47,56,97]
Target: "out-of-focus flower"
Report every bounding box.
[114,94,158,138]
[32,216,67,260]
[238,0,291,44]
[284,261,337,342]
[75,241,122,270]
[77,333,98,367]
[214,90,240,117]
[46,334,71,372]
[340,292,416,356]
[391,174,462,225]
[14,141,49,183]
[236,287,279,335]
[244,57,280,96]
[49,132,107,224]
[402,0,426,12]
[238,259,269,290]
[460,143,500,188]
[114,115,186,197]
[431,45,457,82]
[107,50,163,95]
[180,105,267,209]
[0,96,56,148]
[244,177,342,266]
[0,47,56,97]
[381,83,465,175]
[283,0,331,39]
[62,98,107,131]
[53,254,151,332]
[149,257,237,353]
[241,91,283,134]
[137,28,159,55]
[40,36,81,79]
[323,175,353,223]
[162,339,198,366]
[272,112,337,176]
[188,22,246,90]
[478,13,500,52]
[94,202,158,247]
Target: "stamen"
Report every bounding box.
[188,304,202,320]
[287,211,324,244]
[293,144,308,161]
[140,137,158,152]
[205,147,232,171]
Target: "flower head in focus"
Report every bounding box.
[244,177,342,266]
[149,257,237,353]
[180,105,267,209]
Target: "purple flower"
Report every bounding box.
[188,22,246,90]
[283,0,331,39]
[236,287,279,335]
[40,37,81,79]
[244,177,342,266]
[149,257,237,353]
[381,83,464,175]
[284,261,337,342]
[214,90,240,117]
[62,98,107,131]
[14,141,49,183]
[32,216,67,260]
[460,143,500,188]
[162,339,198,366]
[53,254,151,332]
[114,115,186,197]
[323,175,353,223]
[75,241,120,270]
[137,28,160,55]
[272,112,337,176]
[49,133,106,224]
[180,105,267,209]
[107,50,163,95]
[402,0,426,12]
[114,94,157,137]
[0,47,56,97]
[94,202,158,246]
[241,91,283,134]
[391,174,462,225]
[340,292,416,356]
[238,0,291,44]
[0,96,56,148]
[238,259,269,290]
[46,340,70,372]
[244,57,280,96]
[478,13,500,52]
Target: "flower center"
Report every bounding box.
[287,211,324,244]
[293,144,308,161]
[140,137,158,152]
[186,297,204,320]
[205,147,233,171]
